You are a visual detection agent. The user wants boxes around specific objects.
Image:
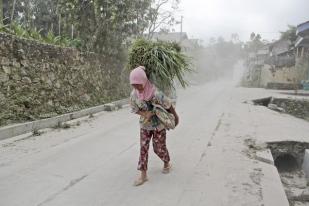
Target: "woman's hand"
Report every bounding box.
[174,114,179,126]
[168,106,179,126]
[137,111,154,120]
[144,111,154,120]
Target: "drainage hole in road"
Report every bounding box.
[268,141,309,206]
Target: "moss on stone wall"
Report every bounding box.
[0,32,130,126]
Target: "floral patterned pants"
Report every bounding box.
[138,129,170,171]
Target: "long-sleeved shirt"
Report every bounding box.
[130,89,172,131]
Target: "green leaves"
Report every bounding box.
[0,23,82,49]
[0,23,10,33]
[28,28,43,41]
[280,25,297,43]
[1,22,35,39]
[45,31,60,44]
[127,38,191,90]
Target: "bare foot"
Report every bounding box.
[133,176,148,186]
[162,163,172,174]
[134,170,148,186]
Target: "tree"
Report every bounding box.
[231,33,239,43]
[2,0,18,25]
[0,0,181,64]
[0,0,3,24]
[146,0,180,38]
[280,25,297,43]
[255,34,261,41]
[246,32,264,52]
[85,0,152,54]
[10,0,16,24]
[22,0,59,34]
[250,32,255,41]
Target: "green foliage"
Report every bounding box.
[280,25,297,43]
[28,28,43,41]
[11,22,29,37]
[0,23,82,48]
[0,23,10,33]
[69,38,82,48]
[1,0,179,57]
[1,22,31,38]
[45,31,80,48]
[45,30,61,44]
[245,33,264,52]
[127,38,191,90]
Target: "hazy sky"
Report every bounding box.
[176,0,309,43]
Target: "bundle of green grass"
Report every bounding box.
[127,38,191,90]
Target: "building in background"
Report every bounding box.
[295,21,309,90]
[242,20,309,90]
[149,32,202,51]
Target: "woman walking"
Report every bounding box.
[129,66,179,186]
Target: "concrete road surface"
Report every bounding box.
[1,81,308,206]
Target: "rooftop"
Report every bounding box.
[296,21,309,37]
[269,39,291,55]
[149,32,188,42]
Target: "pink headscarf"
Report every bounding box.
[130,66,156,101]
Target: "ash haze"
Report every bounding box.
[178,0,309,43]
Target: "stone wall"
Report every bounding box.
[259,65,298,88]
[0,32,130,126]
[295,56,309,82]
[241,65,263,88]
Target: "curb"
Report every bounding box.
[258,149,290,206]
[261,162,290,206]
[0,98,129,141]
[256,149,274,165]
